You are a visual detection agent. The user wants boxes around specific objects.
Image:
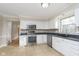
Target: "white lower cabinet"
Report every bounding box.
[19,35,27,47]
[19,35,47,47]
[42,35,47,43]
[37,35,47,44]
[52,36,79,56]
[37,35,43,44]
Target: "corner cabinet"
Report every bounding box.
[52,36,79,56]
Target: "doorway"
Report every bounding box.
[9,21,20,47]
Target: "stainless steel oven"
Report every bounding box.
[28,35,36,43]
[27,25,36,44]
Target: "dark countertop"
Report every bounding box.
[21,29,58,31]
[20,32,79,42]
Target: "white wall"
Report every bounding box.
[1,20,12,47]
[0,16,3,46]
[0,16,12,47]
[48,17,60,29]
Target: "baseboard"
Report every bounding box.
[52,47,64,56]
[0,44,7,48]
[36,43,47,45]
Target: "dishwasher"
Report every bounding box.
[47,34,52,48]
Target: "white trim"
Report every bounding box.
[0,44,7,48]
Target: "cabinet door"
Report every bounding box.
[37,35,47,44]
[62,39,79,56]
[19,35,27,47]
[52,36,79,56]
[42,35,47,43]
[37,35,43,44]
[52,36,64,51]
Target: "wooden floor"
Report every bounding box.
[9,39,19,47]
[0,44,63,56]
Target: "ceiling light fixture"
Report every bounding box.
[41,3,49,8]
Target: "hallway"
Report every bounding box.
[0,44,63,56]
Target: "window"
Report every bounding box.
[61,16,75,25]
[60,16,76,33]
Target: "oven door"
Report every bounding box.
[28,35,36,43]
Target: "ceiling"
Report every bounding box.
[0,3,76,20]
